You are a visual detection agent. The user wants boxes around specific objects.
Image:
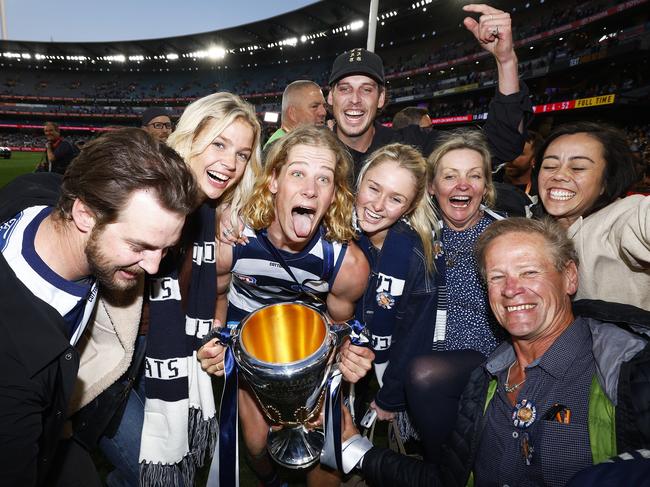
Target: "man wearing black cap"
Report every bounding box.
[141,107,173,142]
[327,4,533,177]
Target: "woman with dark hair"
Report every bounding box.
[535,121,649,310]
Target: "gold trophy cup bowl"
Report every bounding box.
[232,302,338,469]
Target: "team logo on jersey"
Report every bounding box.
[234,273,256,285]
[376,291,395,309]
[0,215,19,251]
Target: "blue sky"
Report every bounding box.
[2,0,317,42]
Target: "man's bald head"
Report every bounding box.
[281,80,327,131]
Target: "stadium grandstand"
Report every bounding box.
[0,0,648,160]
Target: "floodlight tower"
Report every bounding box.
[0,0,7,40]
[367,0,379,52]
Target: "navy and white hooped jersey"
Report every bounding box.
[0,206,98,345]
[227,225,347,323]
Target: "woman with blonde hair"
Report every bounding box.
[167,91,262,235]
[351,143,438,423]
[377,129,506,461]
[99,92,262,486]
[425,128,502,358]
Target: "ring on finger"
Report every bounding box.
[491,26,499,36]
[222,228,233,237]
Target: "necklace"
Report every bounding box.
[440,217,484,268]
[444,246,473,268]
[504,360,526,393]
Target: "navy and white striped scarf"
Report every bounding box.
[431,207,504,352]
[356,221,417,384]
[140,204,218,486]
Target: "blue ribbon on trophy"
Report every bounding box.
[206,326,238,487]
[320,319,369,472]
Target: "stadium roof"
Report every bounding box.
[0,0,457,65]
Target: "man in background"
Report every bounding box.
[264,80,327,149]
[38,121,77,174]
[141,107,173,142]
[391,106,431,130]
[503,129,542,200]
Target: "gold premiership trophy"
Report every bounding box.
[230,302,343,469]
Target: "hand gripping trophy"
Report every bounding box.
[201,126,374,486]
[215,302,369,469]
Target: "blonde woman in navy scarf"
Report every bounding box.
[352,143,438,428]
[99,93,263,487]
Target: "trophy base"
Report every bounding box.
[267,426,325,469]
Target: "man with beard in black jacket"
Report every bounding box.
[0,128,196,487]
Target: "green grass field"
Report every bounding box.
[0,151,43,188]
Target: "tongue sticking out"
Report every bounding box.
[292,208,313,238]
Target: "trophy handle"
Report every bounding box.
[328,323,349,346]
[329,320,371,348]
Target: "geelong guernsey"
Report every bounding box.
[0,206,98,345]
[227,225,347,323]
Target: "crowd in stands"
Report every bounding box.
[382,0,614,74]
[0,132,92,149]
[1,36,647,127]
[0,0,643,110]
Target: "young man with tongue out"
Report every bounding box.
[199,126,373,486]
[327,3,532,179]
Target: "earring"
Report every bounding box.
[352,210,361,233]
[400,215,413,229]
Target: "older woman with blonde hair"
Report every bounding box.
[98,92,263,486]
[382,129,506,461]
[425,128,502,356]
